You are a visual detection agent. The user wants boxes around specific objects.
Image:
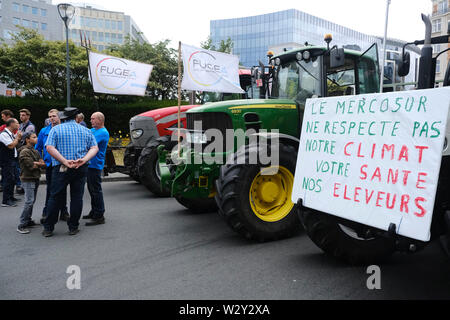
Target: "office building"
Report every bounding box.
[431,0,449,83]
[211,9,421,90]
[210,9,380,67]
[0,0,63,43]
[69,4,148,52]
[0,1,148,49]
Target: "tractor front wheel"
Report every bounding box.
[175,196,218,213]
[215,143,301,241]
[138,139,172,197]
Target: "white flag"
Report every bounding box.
[89,52,153,96]
[181,43,244,94]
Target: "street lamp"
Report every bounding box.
[57,3,75,108]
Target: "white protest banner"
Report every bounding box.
[292,88,450,242]
[181,43,244,94]
[89,52,153,96]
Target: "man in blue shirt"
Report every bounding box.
[43,107,98,237]
[36,109,69,222]
[83,112,109,226]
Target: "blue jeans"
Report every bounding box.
[1,160,15,204]
[42,165,68,218]
[19,181,39,228]
[87,168,105,219]
[43,164,88,232]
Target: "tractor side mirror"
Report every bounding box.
[251,67,259,79]
[330,48,345,68]
[397,51,410,77]
[259,60,265,73]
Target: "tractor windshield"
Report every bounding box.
[201,90,245,103]
[272,56,322,103]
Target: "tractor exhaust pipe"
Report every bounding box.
[422,14,432,46]
[418,14,434,89]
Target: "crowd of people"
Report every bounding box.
[0,107,110,237]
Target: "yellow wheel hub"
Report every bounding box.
[249,166,294,222]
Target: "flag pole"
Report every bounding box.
[380,0,391,93]
[178,41,182,155]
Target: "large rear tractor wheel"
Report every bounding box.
[215,143,301,242]
[175,196,218,213]
[137,138,173,197]
[299,207,396,265]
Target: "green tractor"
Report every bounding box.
[158,35,380,241]
[297,14,450,264]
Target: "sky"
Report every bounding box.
[63,0,432,48]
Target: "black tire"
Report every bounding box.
[124,143,141,183]
[175,196,218,213]
[215,142,301,242]
[137,137,173,197]
[299,207,396,265]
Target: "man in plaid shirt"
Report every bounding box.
[42,107,99,237]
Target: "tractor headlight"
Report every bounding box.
[131,129,143,139]
[187,131,207,144]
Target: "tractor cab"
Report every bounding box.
[264,36,380,105]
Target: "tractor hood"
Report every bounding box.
[184,98,300,141]
[129,104,199,148]
[136,105,198,120]
[185,99,295,114]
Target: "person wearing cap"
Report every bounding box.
[36,109,69,223]
[42,107,99,237]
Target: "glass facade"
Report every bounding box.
[69,9,127,51]
[211,9,380,67]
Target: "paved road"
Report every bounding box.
[1,180,449,300]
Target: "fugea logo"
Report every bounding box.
[192,58,221,73]
[99,66,136,78]
[96,57,137,91]
[188,51,223,87]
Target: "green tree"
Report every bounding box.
[201,35,234,54]
[106,37,178,100]
[0,28,90,100]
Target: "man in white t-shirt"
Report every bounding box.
[0,118,22,207]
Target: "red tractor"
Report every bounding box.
[108,69,258,196]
